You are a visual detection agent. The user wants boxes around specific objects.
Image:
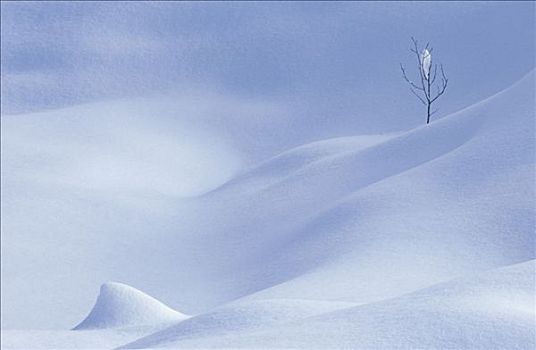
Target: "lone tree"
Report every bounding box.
[400,37,448,124]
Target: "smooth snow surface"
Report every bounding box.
[73,282,187,330]
[1,70,534,348]
[113,71,535,349]
[0,97,244,198]
[120,260,536,349]
[120,299,356,349]
[1,329,152,349]
[154,70,534,313]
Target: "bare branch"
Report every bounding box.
[430,64,438,84]
[411,36,418,48]
[410,88,427,106]
[401,37,449,124]
[431,64,448,102]
[411,39,429,100]
[400,64,424,91]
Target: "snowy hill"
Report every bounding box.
[121,260,535,349]
[1,70,534,349]
[73,282,187,330]
[0,95,246,329]
[0,96,245,198]
[120,299,355,349]
[141,70,534,314]
[116,70,534,348]
[1,283,188,348]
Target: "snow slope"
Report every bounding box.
[0,96,244,198]
[112,70,534,349]
[2,283,187,349]
[120,299,355,349]
[0,96,244,329]
[220,133,397,194]
[73,282,187,330]
[1,69,534,348]
[1,329,152,350]
[1,87,344,329]
[123,260,534,349]
[143,70,534,315]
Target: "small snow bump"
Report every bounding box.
[73,282,187,330]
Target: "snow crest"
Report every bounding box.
[73,282,187,330]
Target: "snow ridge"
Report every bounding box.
[73,282,187,330]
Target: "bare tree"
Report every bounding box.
[400,37,448,124]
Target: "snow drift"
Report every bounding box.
[120,299,355,349]
[73,282,187,330]
[145,70,534,314]
[112,70,535,349]
[1,67,534,349]
[122,260,534,349]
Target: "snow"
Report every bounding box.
[2,2,535,348]
[0,93,260,329]
[120,260,536,349]
[120,299,356,349]
[1,329,152,349]
[2,283,188,348]
[155,70,534,315]
[422,48,431,78]
[220,133,398,194]
[129,69,533,348]
[1,49,534,350]
[2,68,533,349]
[0,96,244,198]
[73,282,188,330]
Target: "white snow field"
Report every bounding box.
[2,284,188,349]
[1,70,534,349]
[121,260,536,349]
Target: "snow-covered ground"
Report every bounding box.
[2,67,534,348]
[121,260,535,349]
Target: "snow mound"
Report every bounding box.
[250,260,534,350]
[120,299,354,349]
[238,70,535,305]
[157,71,534,314]
[0,98,243,198]
[120,260,535,349]
[218,134,397,194]
[73,282,187,330]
